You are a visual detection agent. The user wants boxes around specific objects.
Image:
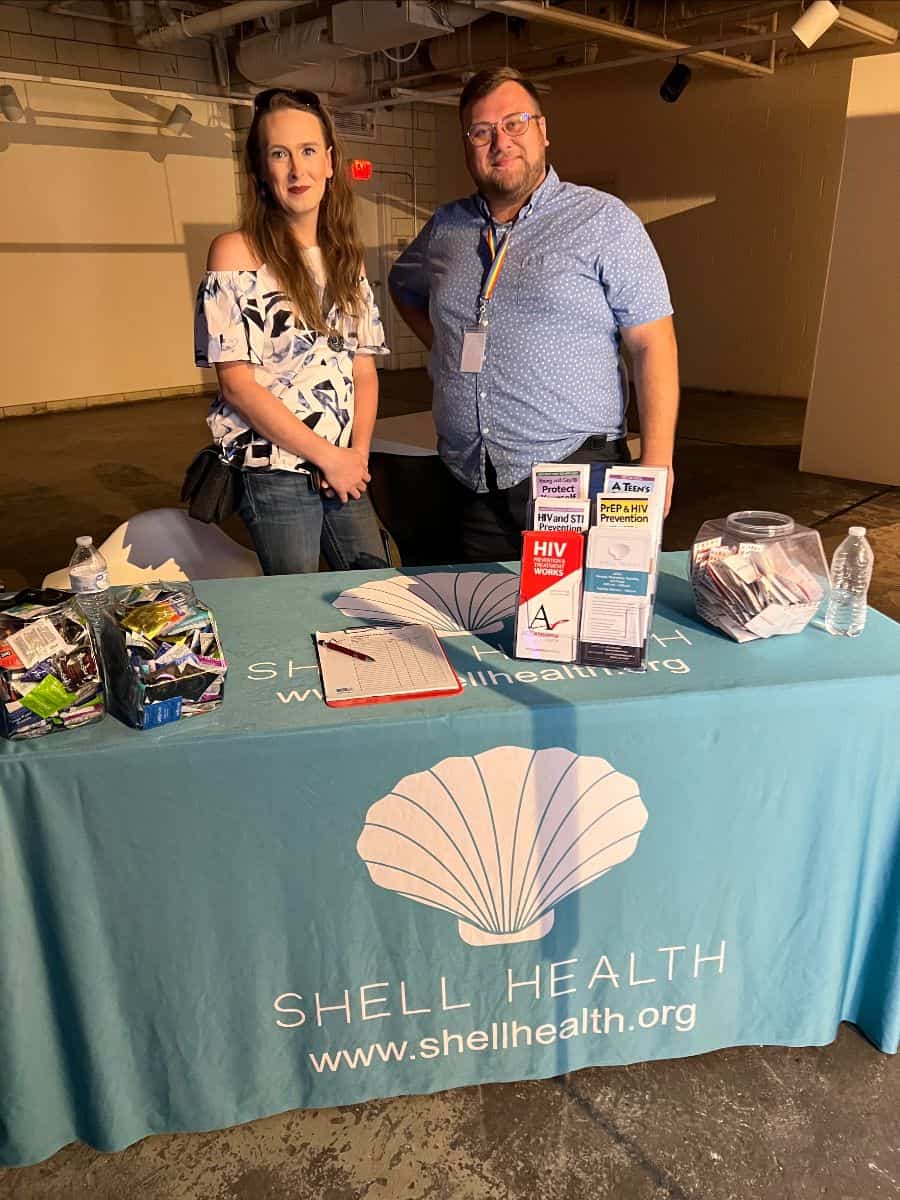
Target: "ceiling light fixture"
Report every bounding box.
[0,85,25,122]
[659,61,692,103]
[791,0,840,48]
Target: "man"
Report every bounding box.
[389,66,679,562]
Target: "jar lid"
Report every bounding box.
[725,511,795,539]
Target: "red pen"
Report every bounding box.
[317,639,375,663]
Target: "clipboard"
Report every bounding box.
[314,623,463,707]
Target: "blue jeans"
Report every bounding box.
[238,470,389,575]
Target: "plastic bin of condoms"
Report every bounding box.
[0,588,105,739]
[690,511,829,642]
[100,583,227,728]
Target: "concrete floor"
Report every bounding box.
[1,373,899,1198]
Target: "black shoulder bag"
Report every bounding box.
[181,446,241,525]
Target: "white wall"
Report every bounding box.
[800,53,900,485]
[0,80,238,415]
[434,59,853,398]
[0,0,437,414]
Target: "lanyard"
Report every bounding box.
[477,222,513,325]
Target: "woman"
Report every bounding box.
[194,88,389,575]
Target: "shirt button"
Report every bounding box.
[483,426,491,434]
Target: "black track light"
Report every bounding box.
[660,61,692,104]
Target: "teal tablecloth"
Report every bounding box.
[2,555,899,1165]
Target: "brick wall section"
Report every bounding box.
[342,105,437,370]
[0,0,223,94]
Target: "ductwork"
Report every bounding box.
[137,1,315,51]
[236,17,371,93]
[236,0,485,94]
[241,54,372,95]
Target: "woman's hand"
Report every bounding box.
[319,445,371,503]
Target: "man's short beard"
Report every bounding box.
[485,157,544,203]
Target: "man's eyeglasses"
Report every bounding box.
[465,111,541,147]
[253,87,321,112]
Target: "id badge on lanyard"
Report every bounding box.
[459,222,511,374]
[460,324,487,373]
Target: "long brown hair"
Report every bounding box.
[241,89,364,328]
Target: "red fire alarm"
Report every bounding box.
[349,158,373,181]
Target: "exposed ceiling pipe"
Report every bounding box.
[333,87,461,113]
[390,88,460,106]
[338,20,802,111]
[646,1,797,33]
[0,65,256,109]
[49,2,132,27]
[137,0,315,50]
[338,28,780,108]
[471,0,778,74]
[430,14,773,80]
[778,36,892,63]
[429,15,617,73]
[526,27,788,81]
[212,36,231,91]
[833,4,897,46]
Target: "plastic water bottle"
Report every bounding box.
[68,536,110,625]
[823,526,874,637]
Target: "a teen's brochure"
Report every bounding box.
[314,624,462,707]
[600,465,666,546]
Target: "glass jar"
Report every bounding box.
[690,511,829,641]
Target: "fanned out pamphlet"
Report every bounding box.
[314,624,463,707]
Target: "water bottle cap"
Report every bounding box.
[76,535,93,547]
[849,526,866,537]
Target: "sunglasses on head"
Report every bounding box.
[253,87,321,112]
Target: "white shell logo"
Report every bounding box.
[357,746,648,946]
[333,571,518,637]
